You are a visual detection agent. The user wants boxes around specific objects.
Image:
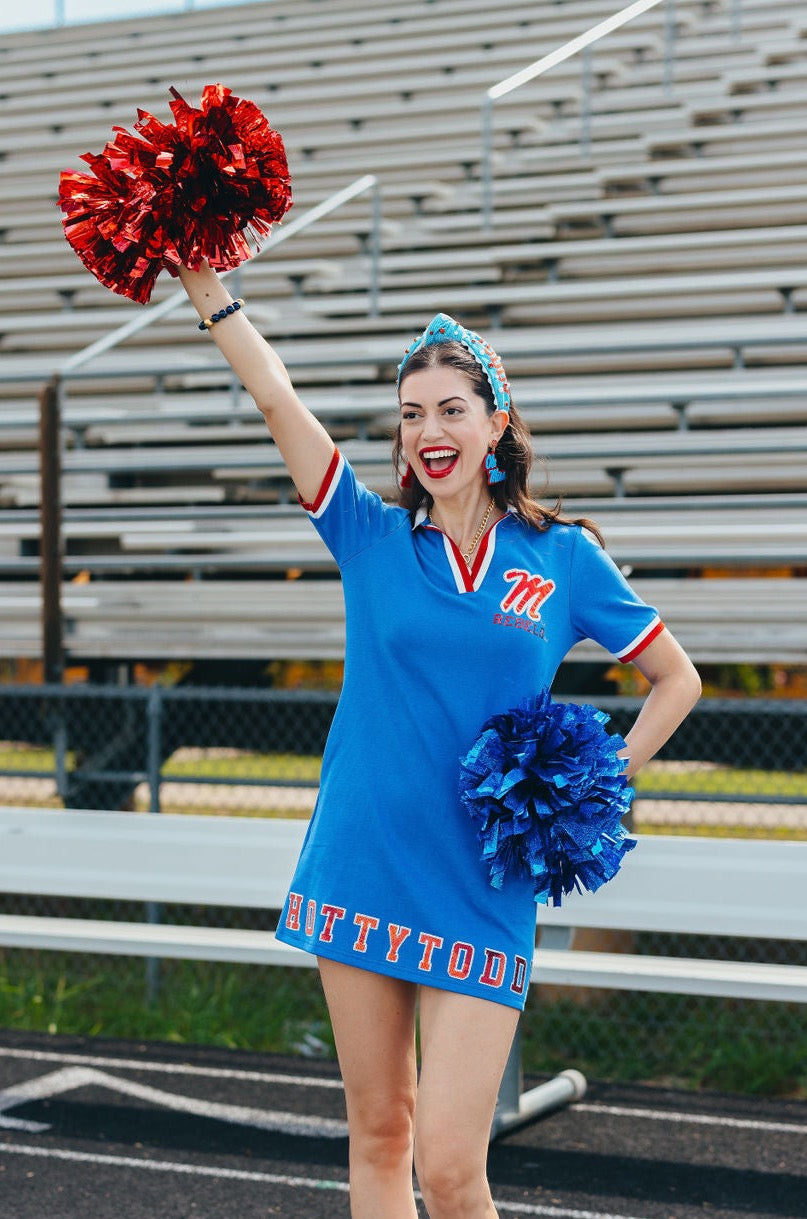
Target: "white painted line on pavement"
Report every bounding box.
[0,1045,343,1089]
[0,1141,647,1219]
[0,1066,348,1139]
[0,1117,50,1133]
[0,1141,350,1192]
[2,1048,804,1137]
[576,1102,807,1136]
[0,1068,67,1132]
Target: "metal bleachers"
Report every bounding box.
[0,577,802,666]
[0,0,805,672]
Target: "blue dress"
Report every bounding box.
[275,451,661,1010]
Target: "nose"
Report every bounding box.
[419,412,444,442]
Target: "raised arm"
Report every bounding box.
[178,262,335,505]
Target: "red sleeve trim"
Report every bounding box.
[619,618,665,664]
[298,448,341,515]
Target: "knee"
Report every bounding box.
[414,1138,485,1214]
[349,1094,415,1169]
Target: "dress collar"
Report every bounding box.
[412,504,516,531]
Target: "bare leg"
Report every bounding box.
[414,987,519,1219]
[318,958,419,1218]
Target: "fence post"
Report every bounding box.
[39,376,64,685]
[145,686,163,1002]
[146,686,163,814]
[53,714,68,801]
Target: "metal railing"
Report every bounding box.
[60,172,382,379]
[480,0,745,227]
[38,173,382,680]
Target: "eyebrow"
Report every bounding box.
[399,395,469,408]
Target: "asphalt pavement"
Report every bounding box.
[0,1028,805,1219]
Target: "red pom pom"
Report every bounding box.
[58,84,293,304]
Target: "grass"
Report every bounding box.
[162,750,322,783]
[0,745,72,773]
[2,742,805,797]
[0,745,322,784]
[634,764,807,799]
[0,954,331,1053]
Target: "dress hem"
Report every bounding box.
[275,929,529,1012]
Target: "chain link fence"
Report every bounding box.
[1,682,805,1091]
[0,683,334,816]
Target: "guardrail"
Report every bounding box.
[480,0,745,227]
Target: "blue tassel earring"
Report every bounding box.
[485,446,506,485]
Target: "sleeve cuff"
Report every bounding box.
[298,448,343,517]
[616,617,664,663]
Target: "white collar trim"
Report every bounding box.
[412,503,516,531]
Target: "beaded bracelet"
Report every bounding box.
[198,299,245,331]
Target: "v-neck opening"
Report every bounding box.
[424,514,509,594]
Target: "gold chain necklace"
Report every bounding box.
[461,499,495,564]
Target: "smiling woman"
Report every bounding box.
[137,259,705,1219]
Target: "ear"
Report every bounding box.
[489,410,509,447]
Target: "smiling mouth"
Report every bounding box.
[419,448,459,478]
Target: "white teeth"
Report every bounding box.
[423,449,457,460]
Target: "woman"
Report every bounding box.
[180,265,701,1219]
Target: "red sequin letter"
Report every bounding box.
[479,949,506,989]
[510,955,529,996]
[285,892,303,932]
[418,932,444,973]
[353,913,380,953]
[319,904,346,943]
[386,924,412,963]
[447,941,474,981]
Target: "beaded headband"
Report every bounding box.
[397,313,511,415]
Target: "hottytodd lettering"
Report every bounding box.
[285,892,528,996]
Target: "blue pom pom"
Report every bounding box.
[459,690,636,907]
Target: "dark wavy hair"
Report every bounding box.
[393,340,604,544]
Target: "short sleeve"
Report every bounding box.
[299,448,406,567]
[570,528,664,663]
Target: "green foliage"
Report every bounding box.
[519,992,807,1098]
[0,952,334,1054]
